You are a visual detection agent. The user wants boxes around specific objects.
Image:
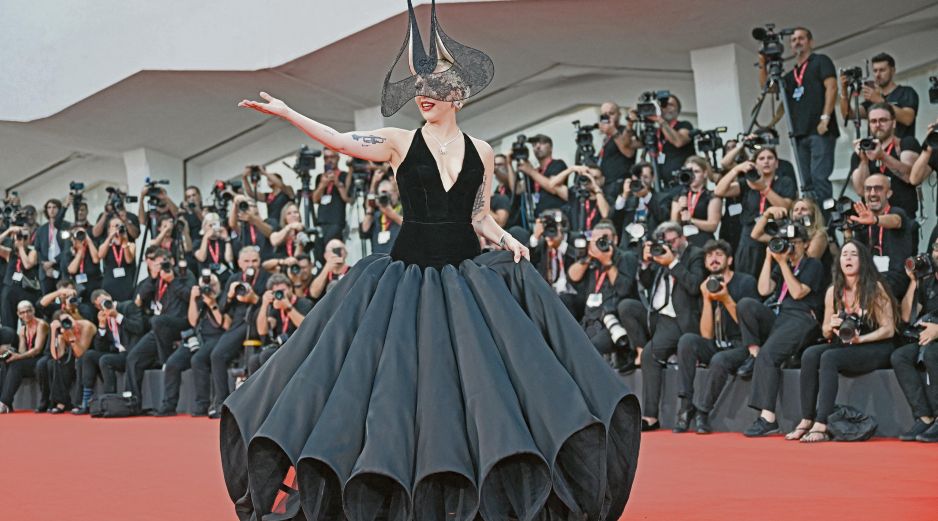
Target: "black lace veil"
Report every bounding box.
[381,0,495,117]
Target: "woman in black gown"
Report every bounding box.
[223,2,640,520]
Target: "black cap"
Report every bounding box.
[527,134,552,146]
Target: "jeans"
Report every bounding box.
[795,134,836,202]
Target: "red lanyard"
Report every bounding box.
[327,266,349,282]
[15,258,21,273]
[778,259,803,303]
[24,324,36,350]
[758,180,773,215]
[266,192,276,204]
[792,60,809,87]
[535,159,553,193]
[286,238,294,258]
[548,248,565,283]
[593,270,608,293]
[279,306,292,335]
[841,289,860,315]
[656,120,678,155]
[380,213,391,232]
[584,199,597,230]
[687,190,703,217]
[868,205,890,255]
[111,245,125,266]
[325,183,334,196]
[498,185,507,196]
[879,141,896,174]
[156,279,168,303]
[78,249,85,274]
[247,224,257,245]
[207,241,220,264]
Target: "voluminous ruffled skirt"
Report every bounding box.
[220,251,641,521]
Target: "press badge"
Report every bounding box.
[75,273,88,285]
[532,192,541,205]
[683,224,699,237]
[792,86,804,101]
[586,292,603,308]
[377,230,391,244]
[151,301,163,316]
[113,267,126,278]
[873,255,890,273]
[320,194,332,205]
[657,153,666,165]
[12,272,23,282]
[728,203,742,216]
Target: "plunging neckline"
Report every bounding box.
[420,127,467,194]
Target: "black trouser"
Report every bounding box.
[737,298,819,413]
[34,354,51,408]
[892,342,938,419]
[559,293,584,322]
[162,330,222,412]
[125,316,188,398]
[619,299,684,419]
[190,323,247,411]
[190,333,223,413]
[799,340,894,423]
[79,350,109,389]
[247,346,279,376]
[49,356,75,407]
[677,334,750,413]
[99,351,128,394]
[0,356,38,408]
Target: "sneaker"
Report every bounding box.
[744,417,779,437]
[899,419,932,441]
[916,421,938,443]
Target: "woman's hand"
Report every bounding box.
[500,233,530,263]
[239,92,290,118]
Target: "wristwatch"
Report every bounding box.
[819,114,830,121]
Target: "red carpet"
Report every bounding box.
[2,413,937,520]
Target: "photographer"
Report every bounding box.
[250,274,314,375]
[193,212,234,284]
[312,149,352,262]
[46,309,94,414]
[154,273,230,416]
[92,192,140,241]
[612,162,667,246]
[271,202,315,258]
[545,165,609,231]
[617,221,704,430]
[720,128,797,186]
[137,184,179,229]
[529,210,580,317]
[849,103,922,218]
[714,148,796,276]
[124,251,192,404]
[310,239,350,300]
[361,178,403,254]
[643,94,696,186]
[674,240,759,433]
[515,134,568,215]
[840,53,919,139]
[669,157,723,248]
[736,223,823,437]
[568,221,638,369]
[893,238,938,442]
[0,225,41,329]
[152,213,193,256]
[492,154,522,227]
[752,198,832,289]
[597,101,638,199]
[95,216,137,302]
[228,195,274,260]
[760,27,839,201]
[0,302,48,413]
[845,174,916,299]
[37,279,95,323]
[192,245,267,418]
[180,186,206,241]
[264,253,315,299]
[788,241,896,443]
[62,226,102,298]
[912,119,938,245]
[34,198,69,294]
[241,165,295,223]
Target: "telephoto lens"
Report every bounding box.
[858,138,876,151]
[117,224,127,235]
[705,275,724,293]
[200,285,213,295]
[67,296,80,306]
[838,313,861,343]
[289,264,302,275]
[768,237,791,254]
[234,284,249,297]
[74,229,87,241]
[238,201,250,212]
[595,235,612,252]
[61,316,74,330]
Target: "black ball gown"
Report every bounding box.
[219,128,641,521]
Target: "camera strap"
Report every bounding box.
[584,200,598,230]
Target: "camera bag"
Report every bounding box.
[90,393,140,418]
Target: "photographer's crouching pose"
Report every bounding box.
[788,241,897,442]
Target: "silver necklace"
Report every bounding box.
[424,127,462,156]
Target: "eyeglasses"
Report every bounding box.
[863,185,886,193]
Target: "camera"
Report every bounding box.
[706,275,724,293]
[273,289,285,300]
[248,165,262,184]
[510,135,529,162]
[160,260,173,273]
[840,66,866,91]
[0,350,12,361]
[237,201,250,213]
[16,228,30,241]
[690,127,726,154]
[331,247,343,257]
[636,90,671,119]
[671,167,694,188]
[294,145,322,173]
[595,235,612,253]
[858,138,877,151]
[67,295,80,306]
[924,130,938,150]
[602,314,629,348]
[145,177,170,198]
[377,192,391,207]
[69,181,85,192]
[289,264,302,276]
[102,299,114,310]
[71,229,87,242]
[234,283,249,297]
[767,221,805,254]
[928,76,937,104]
[743,132,779,150]
[181,329,201,353]
[744,168,763,184]
[60,316,74,331]
[752,24,794,62]
[838,312,862,343]
[906,254,935,280]
[572,120,598,167]
[824,197,857,231]
[649,240,668,257]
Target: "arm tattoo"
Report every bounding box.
[471,183,486,219]
[351,134,386,146]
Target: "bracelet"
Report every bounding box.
[498,233,509,248]
[874,215,880,226]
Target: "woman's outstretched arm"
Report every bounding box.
[239,92,410,166]
[469,138,530,263]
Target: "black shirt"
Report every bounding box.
[854,206,916,276]
[599,126,634,192]
[715,272,760,343]
[263,297,314,340]
[784,53,840,138]
[861,85,919,139]
[220,270,270,328]
[362,210,402,255]
[494,184,522,228]
[60,246,103,291]
[3,247,39,289]
[533,159,568,215]
[0,326,16,349]
[849,136,922,217]
[658,120,696,184]
[136,276,191,320]
[739,174,797,226]
[915,275,938,319]
[264,192,292,224]
[232,222,272,260]
[314,171,349,225]
[771,256,824,315]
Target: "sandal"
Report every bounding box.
[800,429,831,443]
[785,425,812,441]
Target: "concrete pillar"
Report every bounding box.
[122,147,185,203]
